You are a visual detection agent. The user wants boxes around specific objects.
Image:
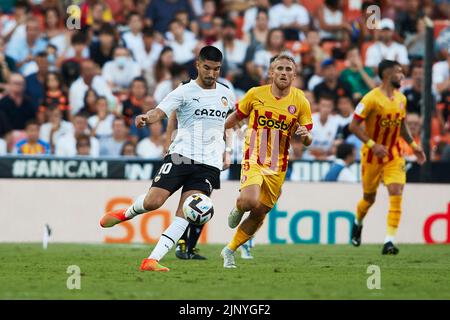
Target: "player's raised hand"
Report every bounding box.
[372,144,388,158]
[295,125,309,137]
[413,145,427,165]
[135,114,149,128]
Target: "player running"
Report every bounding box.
[99,46,235,271]
[349,59,426,255]
[220,52,313,268]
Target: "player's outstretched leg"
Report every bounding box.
[100,187,170,228]
[186,224,206,260]
[351,192,376,247]
[228,185,260,228]
[175,229,189,260]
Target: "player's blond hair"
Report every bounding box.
[270,51,296,66]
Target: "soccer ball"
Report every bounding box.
[183,193,214,225]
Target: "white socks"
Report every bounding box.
[149,217,189,261]
[125,194,147,219]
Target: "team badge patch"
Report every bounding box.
[221,96,228,108]
[241,175,247,183]
[288,105,296,114]
[154,175,161,182]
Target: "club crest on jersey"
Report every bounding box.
[288,105,296,114]
[154,175,161,182]
[221,96,228,108]
[241,175,247,183]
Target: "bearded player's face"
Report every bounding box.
[271,59,296,90]
[197,59,221,88]
[390,65,404,89]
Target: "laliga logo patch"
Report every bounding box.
[288,105,296,114]
[241,175,247,183]
[221,96,228,108]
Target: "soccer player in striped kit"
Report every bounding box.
[349,60,426,254]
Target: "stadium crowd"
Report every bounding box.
[0,0,449,162]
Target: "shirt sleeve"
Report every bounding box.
[298,95,313,130]
[156,85,184,117]
[236,88,254,119]
[353,94,373,120]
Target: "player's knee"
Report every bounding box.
[238,196,259,211]
[363,193,376,204]
[143,194,165,211]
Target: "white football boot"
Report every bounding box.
[221,246,237,268]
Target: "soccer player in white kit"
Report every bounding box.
[100,46,235,271]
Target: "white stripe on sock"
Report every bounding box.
[125,194,146,218]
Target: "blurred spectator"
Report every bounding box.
[364,18,409,73]
[405,17,426,60]
[323,143,357,182]
[136,27,163,92]
[102,47,141,93]
[122,77,148,126]
[301,29,329,85]
[121,140,138,157]
[165,10,197,42]
[1,1,30,45]
[269,0,309,41]
[69,59,115,115]
[400,112,422,162]
[304,94,340,160]
[99,117,129,156]
[313,58,351,106]
[243,8,269,50]
[79,88,99,117]
[88,96,115,140]
[317,0,350,41]
[43,7,68,57]
[0,135,6,155]
[167,19,198,66]
[14,120,50,155]
[25,51,49,111]
[289,134,304,160]
[6,18,48,75]
[137,120,165,158]
[145,0,196,35]
[39,105,74,153]
[432,48,450,100]
[198,0,218,44]
[89,23,117,68]
[0,73,35,130]
[55,112,100,157]
[129,95,156,143]
[402,65,423,115]
[242,0,271,35]
[339,46,376,102]
[395,0,423,41]
[75,133,92,156]
[42,72,69,120]
[253,28,291,82]
[60,32,88,88]
[212,20,248,84]
[121,12,144,60]
[336,95,354,126]
[81,0,114,40]
[154,46,175,83]
[154,64,189,104]
[0,37,15,91]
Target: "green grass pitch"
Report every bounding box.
[1,243,450,300]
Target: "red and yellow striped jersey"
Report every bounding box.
[236,85,313,172]
[354,87,407,164]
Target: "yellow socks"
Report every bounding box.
[356,198,373,224]
[386,195,402,242]
[228,226,252,252]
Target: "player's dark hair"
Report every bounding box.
[336,143,355,160]
[198,46,223,62]
[378,59,401,79]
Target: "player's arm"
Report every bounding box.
[349,116,388,158]
[400,118,426,165]
[225,111,242,129]
[295,124,313,146]
[135,108,167,128]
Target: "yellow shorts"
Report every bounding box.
[240,162,286,208]
[361,155,406,194]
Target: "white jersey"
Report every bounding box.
[157,79,236,170]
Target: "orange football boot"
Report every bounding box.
[100,208,129,228]
[140,259,170,272]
